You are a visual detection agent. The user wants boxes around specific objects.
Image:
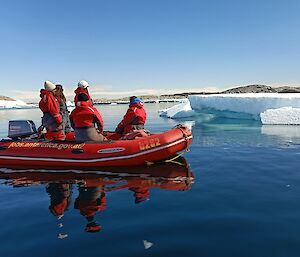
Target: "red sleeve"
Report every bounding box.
[117,108,136,129]
[93,107,104,132]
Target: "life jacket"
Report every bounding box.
[39,89,62,125]
[70,101,104,131]
[117,102,146,134]
[74,87,93,107]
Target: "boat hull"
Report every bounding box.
[0,125,192,169]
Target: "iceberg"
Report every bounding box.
[0,99,35,109]
[159,100,195,119]
[189,93,300,124]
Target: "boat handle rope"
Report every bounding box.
[146,124,191,166]
[175,124,191,152]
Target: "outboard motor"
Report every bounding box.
[8,120,37,140]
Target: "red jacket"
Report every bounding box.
[74,87,93,107]
[39,90,62,124]
[117,102,146,134]
[70,101,104,132]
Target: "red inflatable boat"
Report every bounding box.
[0,123,192,169]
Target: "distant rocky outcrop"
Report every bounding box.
[221,84,300,94]
[273,86,300,93]
[0,95,15,101]
[221,85,276,93]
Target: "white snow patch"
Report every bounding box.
[159,100,195,119]
[260,107,300,125]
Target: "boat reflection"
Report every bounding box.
[0,157,194,234]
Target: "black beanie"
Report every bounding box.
[78,93,89,102]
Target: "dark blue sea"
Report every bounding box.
[1,103,300,257]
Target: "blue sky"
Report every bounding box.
[0,0,300,100]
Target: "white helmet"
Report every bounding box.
[44,81,56,91]
[78,80,89,88]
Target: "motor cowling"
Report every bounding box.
[8,120,37,139]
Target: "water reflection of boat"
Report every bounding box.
[0,158,194,234]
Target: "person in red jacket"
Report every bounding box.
[115,96,147,137]
[39,81,64,140]
[70,93,105,143]
[74,80,93,107]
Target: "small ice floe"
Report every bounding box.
[159,100,195,119]
[143,240,153,249]
[66,101,75,107]
[58,223,63,228]
[58,233,68,240]
[182,120,195,131]
[260,107,300,125]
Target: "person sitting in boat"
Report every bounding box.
[114,96,147,138]
[70,93,105,143]
[54,84,72,134]
[74,80,93,107]
[39,81,65,140]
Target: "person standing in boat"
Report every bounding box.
[39,81,65,140]
[74,80,93,107]
[54,84,72,134]
[114,96,147,138]
[70,93,105,143]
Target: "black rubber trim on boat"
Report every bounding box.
[71,149,84,154]
[0,146,7,150]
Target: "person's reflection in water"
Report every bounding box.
[46,183,72,217]
[46,183,72,239]
[129,184,150,204]
[74,183,106,233]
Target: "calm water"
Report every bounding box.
[1,103,300,257]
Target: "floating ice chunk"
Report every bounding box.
[66,101,75,107]
[143,240,153,249]
[159,100,195,119]
[260,107,300,125]
[58,233,68,239]
[182,120,196,130]
[189,93,300,118]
